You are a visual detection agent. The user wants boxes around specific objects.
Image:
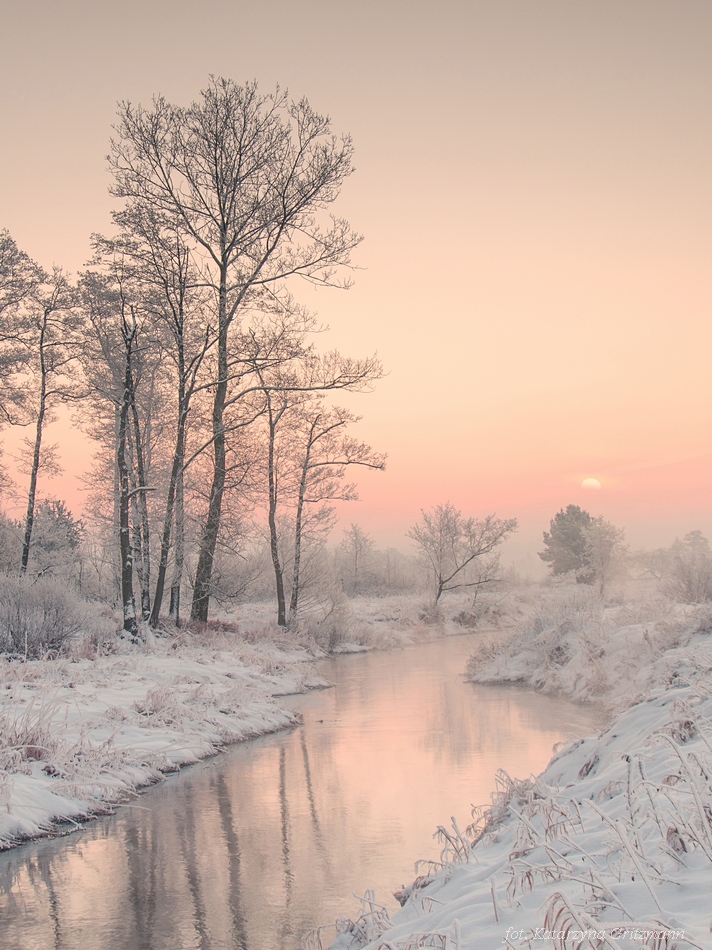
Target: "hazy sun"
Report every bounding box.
[581,477,602,490]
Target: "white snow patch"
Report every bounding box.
[0,626,326,849]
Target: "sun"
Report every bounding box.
[581,477,602,490]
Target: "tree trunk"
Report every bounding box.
[118,354,138,641]
[169,457,185,625]
[130,401,151,620]
[20,316,48,573]
[191,267,228,623]
[151,389,186,626]
[265,402,287,627]
[269,508,287,628]
[288,436,314,626]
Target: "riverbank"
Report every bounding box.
[0,625,603,950]
[467,586,712,713]
[320,595,712,950]
[0,593,466,851]
[0,624,328,849]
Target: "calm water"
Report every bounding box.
[0,635,605,950]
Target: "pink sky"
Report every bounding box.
[1,1,711,573]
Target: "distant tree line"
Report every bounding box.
[539,504,712,605]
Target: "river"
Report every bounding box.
[0,634,606,950]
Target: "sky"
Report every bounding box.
[1,0,711,574]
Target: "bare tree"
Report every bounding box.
[339,523,375,594]
[80,269,154,640]
[20,269,82,573]
[255,352,384,627]
[408,503,517,605]
[288,406,384,623]
[582,517,627,596]
[92,211,216,627]
[109,77,361,623]
[0,229,45,425]
[0,237,83,574]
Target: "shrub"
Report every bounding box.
[0,574,84,658]
[299,592,373,652]
[663,532,712,604]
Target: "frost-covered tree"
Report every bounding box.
[0,509,20,573]
[19,269,83,573]
[92,213,214,628]
[0,236,83,574]
[26,499,83,579]
[539,505,594,580]
[339,523,376,594]
[663,531,712,603]
[257,368,384,627]
[109,77,361,623]
[583,517,627,595]
[79,269,157,639]
[286,404,384,623]
[408,503,517,605]
[0,229,45,424]
[540,505,626,591]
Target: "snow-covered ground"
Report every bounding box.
[311,588,712,950]
[467,585,712,713]
[0,591,464,851]
[0,623,332,849]
[4,585,712,950]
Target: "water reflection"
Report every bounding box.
[0,636,605,950]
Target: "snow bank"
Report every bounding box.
[0,590,499,852]
[0,626,328,849]
[312,632,712,949]
[467,587,712,711]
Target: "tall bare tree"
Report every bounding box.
[256,359,384,626]
[80,269,155,639]
[20,269,82,573]
[287,404,384,623]
[339,523,376,594]
[109,78,361,622]
[92,211,215,626]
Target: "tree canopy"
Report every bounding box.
[540,504,626,591]
[539,505,594,579]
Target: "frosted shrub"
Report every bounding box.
[133,684,182,724]
[663,549,712,603]
[0,692,62,770]
[300,592,373,652]
[465,632,513,678]
[70,603,119,658]
[0,575,84,658]
[660,531,712,604]
[466,586,613,699]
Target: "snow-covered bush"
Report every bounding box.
[467,585,710,706]
[0,690,62,771]
[662,532,712,603]
[0,575,84,658]
[69,604,120,658]
[300,592,374,652]
[467,586,608,691]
